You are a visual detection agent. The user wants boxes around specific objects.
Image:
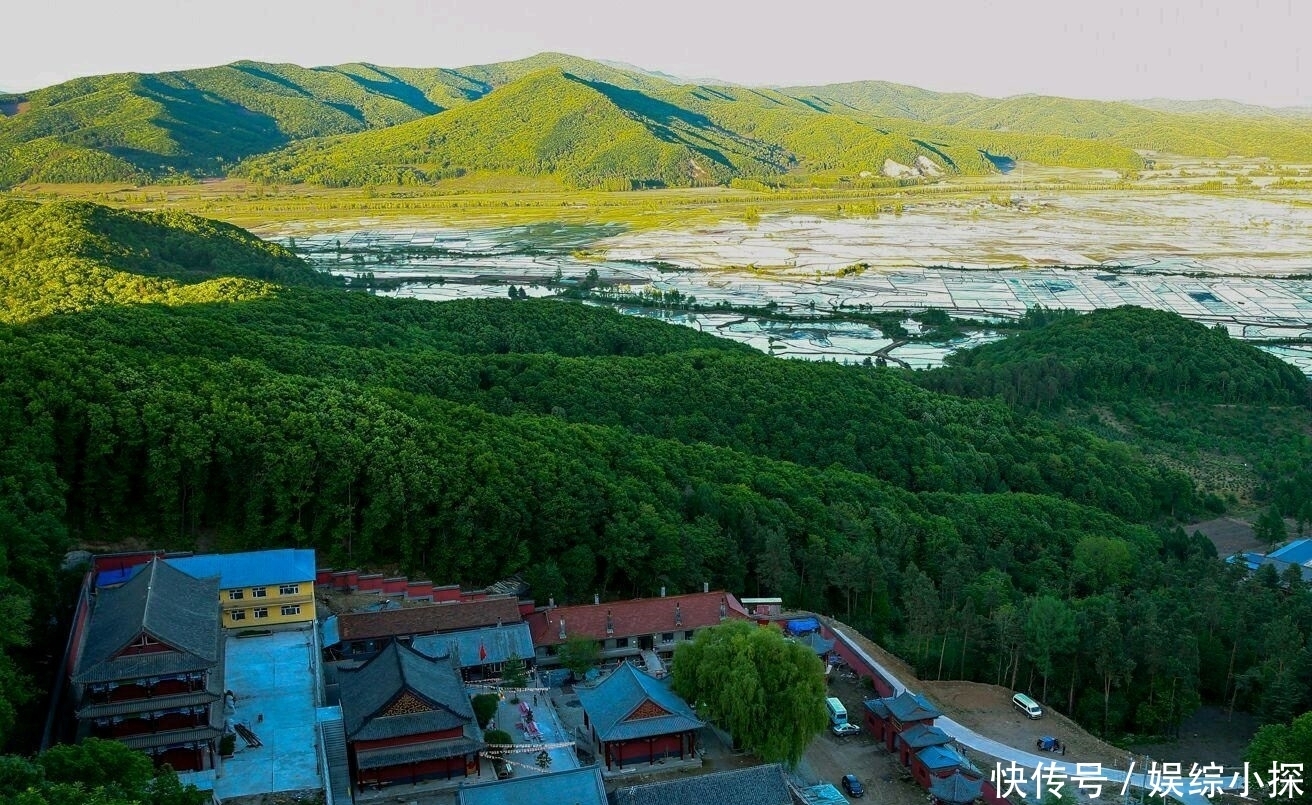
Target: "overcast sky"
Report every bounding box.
[3,0,1308,106]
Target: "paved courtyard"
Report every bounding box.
[215,628,323,800]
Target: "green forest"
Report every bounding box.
[2,200,1312,761]
[4,52,1312,187]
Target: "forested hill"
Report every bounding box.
[2,201,1312,753]
[919,306,1312,409]
[0,198,325,322]
[5,52,1312,186]
[917,305,1312,555]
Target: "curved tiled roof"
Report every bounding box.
[339,641,475,741]
[73,559,221,684]
[575,661,703,742]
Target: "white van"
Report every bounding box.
[1012,692,1043,719]
[826,696,849,726]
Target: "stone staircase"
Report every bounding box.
[319,715,353,805]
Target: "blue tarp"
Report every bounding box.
[786,617,819,635]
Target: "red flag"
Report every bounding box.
[479,641,488,662]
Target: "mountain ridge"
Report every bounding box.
[3,52,1311,187]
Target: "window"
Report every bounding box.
[253,607,268,619]
[614,637,629,649]
[281,605,301,617]
[251,587,267,598]
[279,584,300,596]
[684,630,695,641]
[230,610,246,622]
[228,589,244,601]
[661,632,675,644]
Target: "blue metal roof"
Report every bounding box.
[458,764,607,805]
[1226,552,1266,572]
[412,622,534,668]
[165,549,316,590]
[321,616,340,649]
[575,661,703,742]
[1271,539,1312,566]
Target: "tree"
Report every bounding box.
[501,654,529,690]
[558,634,600,681]
[1245,711,1312,805]
[472,693,500,729]
[671,620,826,767]
[1256,506,1289,551]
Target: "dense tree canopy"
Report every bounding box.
[3,200,1312,752]
[0,739,207,805]
[671,620,828,766]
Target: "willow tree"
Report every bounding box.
[671,619,827,767]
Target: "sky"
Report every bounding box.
[2,0,1309,107]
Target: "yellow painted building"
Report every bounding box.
[165,549,317,628]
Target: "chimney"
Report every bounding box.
[719,597,727,621]
[594,593,600,606]
[702,582,709,594]
[660,586,666,597]
[558,616,567,640]
[675,602,683,627]
[606,609,614,636]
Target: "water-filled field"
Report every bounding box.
[281,196,1312,372]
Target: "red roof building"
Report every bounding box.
[526,591,747,669]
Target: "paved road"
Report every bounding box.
[828,625,1217,805]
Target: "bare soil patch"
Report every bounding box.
[0,100,29,117]
[1127,706,1259,769]
[804,675,928,805]
[1188,516,1261,556]
[921,681,1130,769]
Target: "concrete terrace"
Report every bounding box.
[215,628,323,800]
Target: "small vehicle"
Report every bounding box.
[841,773,865,798]
[832,722,861,737]
[1013,692,1043,719]
[1036,736,1064,753]
[493,758,514,779]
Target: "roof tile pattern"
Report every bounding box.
[73,559,222,684]
[527,591,747,647]
[614,763,793,805]
[337,595,521,642]
[575,662,703,742]
[339,641,476,742]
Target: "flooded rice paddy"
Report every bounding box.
[280,194,1312,373]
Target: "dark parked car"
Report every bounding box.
[842,773,865,798]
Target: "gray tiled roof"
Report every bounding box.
[354,733,483,769]
[885,691,940,722]
[614,763,792,805]
[898,723,953,749]
[929,771,985,804]
[864,698,890,719]
[575,662,703,743]
[411,622,534,668]
[73,559,222,685]
[339,641,475,741]
[459,764,608,805]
